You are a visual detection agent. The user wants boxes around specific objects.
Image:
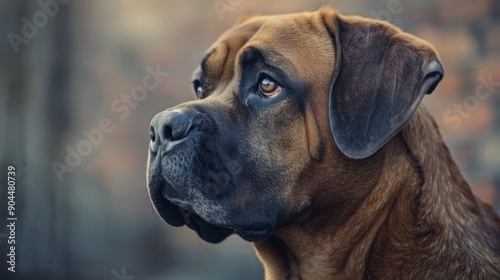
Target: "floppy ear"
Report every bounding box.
[325,14,444,159]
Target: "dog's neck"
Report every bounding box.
[255,138,421,279]
[254,106,495,280]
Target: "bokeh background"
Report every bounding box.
[0,0,499,279]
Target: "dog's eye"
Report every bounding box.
[192,80,204,99]
[258,77,282,98]
[196,86,204,97]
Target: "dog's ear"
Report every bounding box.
[324,14,443,159]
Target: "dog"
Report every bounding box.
[147,7,500,279]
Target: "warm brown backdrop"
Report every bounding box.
[1,0,499,279]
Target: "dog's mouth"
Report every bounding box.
[150,183,273,243]
[148,139,275,243]
[179,206,273,242]
[177,206,235,243]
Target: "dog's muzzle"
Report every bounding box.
[149,109,197,187]
[148,109,232,242]
[148,108,275,243]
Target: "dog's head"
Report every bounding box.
[147,8,443,243]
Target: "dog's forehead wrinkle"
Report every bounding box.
[249,46,299,76]
[197,14,335,102]
[200,48,216,72]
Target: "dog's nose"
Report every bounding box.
[150,110,194,153]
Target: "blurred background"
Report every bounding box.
[0,0,499,279]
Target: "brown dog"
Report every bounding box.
[147,7,500,279]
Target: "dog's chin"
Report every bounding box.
[183,212,235,243]
[151,198,229,243]
[153,196,273,243]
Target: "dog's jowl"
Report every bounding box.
[147,7,500,280]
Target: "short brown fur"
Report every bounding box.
[221,8,500,279]
[159,7,500,279]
